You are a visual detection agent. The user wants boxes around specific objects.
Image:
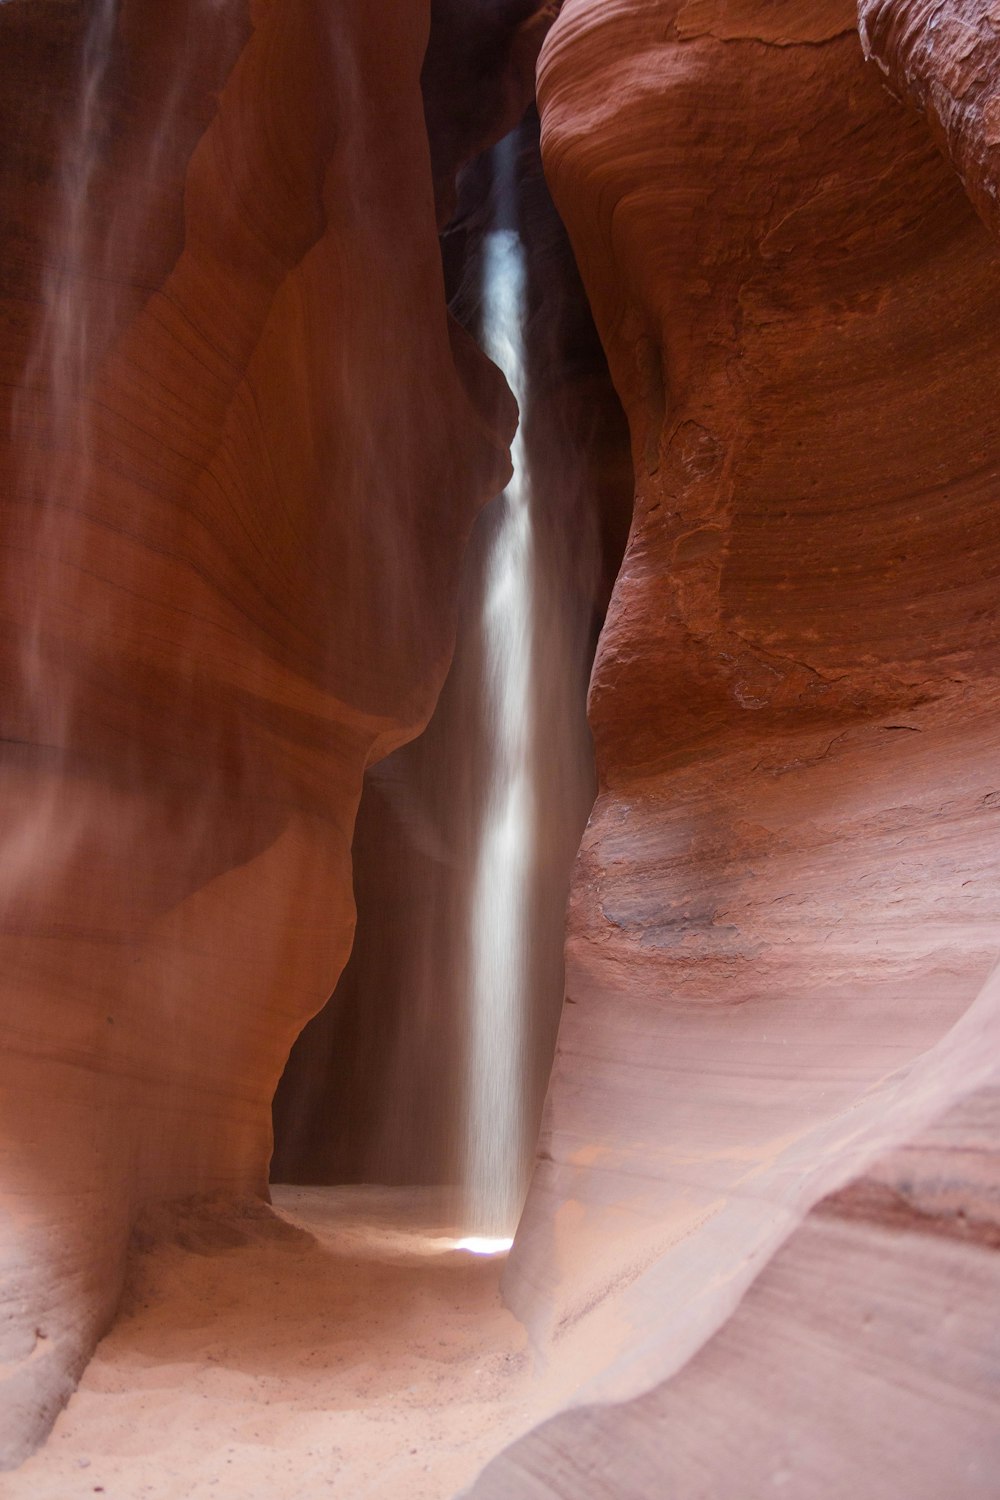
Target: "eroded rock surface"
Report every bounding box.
[860,0,1000,239]
[472,1068,1000,1497]
[484,0,1000,1487]
[0,0,513,1463]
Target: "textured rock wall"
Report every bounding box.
[860,0,1000,240]
[476,0,1000,1489]
[0,0,513,1464]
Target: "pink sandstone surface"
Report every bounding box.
[476,0,1000,1488]
[2,0,999,1492]
[0,0,519,1465]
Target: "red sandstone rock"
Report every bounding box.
[6,0,1000,1484]
[0,0,513,1464]
[486,0,1000,1485]
[860,0,1000,241]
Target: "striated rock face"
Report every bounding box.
[481,0,1000,1487]
[0,0,513,1464]
[860,0,1000,240]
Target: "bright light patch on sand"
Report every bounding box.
[454,1235,514,1256]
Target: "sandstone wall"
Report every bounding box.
[0,0,513,1464]
[860,0,1000,240]
[473,1070,1000,1497]
[479,0,1000,1489]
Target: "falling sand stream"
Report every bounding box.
[463,135,535,1246]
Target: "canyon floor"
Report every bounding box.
[4,1187,535,1500]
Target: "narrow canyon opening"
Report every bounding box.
[270,116,629,1246]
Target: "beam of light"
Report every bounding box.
[463,136,534,1241]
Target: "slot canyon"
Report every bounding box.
[1,0,999,1495]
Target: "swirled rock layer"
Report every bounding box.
[0,0,513,1465]
[860,0,1000,239]
[479,0,1000,1491]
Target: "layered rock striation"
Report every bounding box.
[5,0,1000,1484]
[0,0,516,1464]
[473,1068,1000,1497]
[860,0,1000,240]
[480,0,1000,1489]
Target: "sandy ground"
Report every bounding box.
[3,1187,535,1500]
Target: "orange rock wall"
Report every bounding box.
[0,0,511,1464]
[482,0,1000,1487]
